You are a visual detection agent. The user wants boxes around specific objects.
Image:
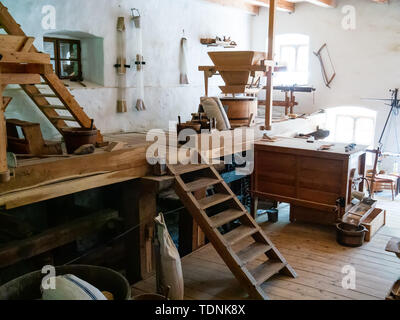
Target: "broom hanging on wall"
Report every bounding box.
[180,30,189,85]
[131,8,146,111]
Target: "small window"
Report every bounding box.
[43,37,82,80]
[274,34,310,86]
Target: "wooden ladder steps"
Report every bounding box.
[40,105,67,110]
[33,93,58,98]
[185,177,221,192]
[224,225,258,246]
[237,242,271,265]
[170,163,210,175]
[167,162,296,299]
[198,193,232,209]
[50,116,77,122]
[251,260,286,285]
[209,209,245,228]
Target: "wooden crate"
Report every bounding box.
[362,208,386,242]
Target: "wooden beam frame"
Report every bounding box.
[0,63,53,75]
[246,0,295,12]
[204,0,259,14]
[264,0,276,130]
[0,73,41,85]
[286,0,336,8]
[0,51,50,64]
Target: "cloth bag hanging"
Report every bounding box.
[154,213,184,300]
[180,37,189,85]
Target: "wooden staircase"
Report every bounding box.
[0,3,103,143]
[168,163,297,300]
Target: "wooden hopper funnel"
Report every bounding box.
[208,51,267,94]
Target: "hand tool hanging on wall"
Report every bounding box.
[115,16,129,113]
[314,43,336,88]
[179,30,189,85]
[131,8,146,111]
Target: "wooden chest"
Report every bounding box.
[252,138,367,225]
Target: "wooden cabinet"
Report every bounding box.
[252,138,367,225]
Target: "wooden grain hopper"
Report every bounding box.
[198,51,270,96]
[208,51,267,94]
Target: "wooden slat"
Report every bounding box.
[32,93,58,98]
[224,225,258,245]
[251,260,285,285]
[198,193,232,209]
[237,242,272,265]
[185,177,221,192]
[40,105,67,110]
[0,63,53,74]
[0,73,40,85]
[169,163,210,175]
[50,115,77,122]
[0,50,50,64]
[209,208,245,228]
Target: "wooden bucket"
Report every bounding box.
[62,128,98,154]
[220,97,257,127]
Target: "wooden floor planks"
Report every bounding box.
[132,197,400,300]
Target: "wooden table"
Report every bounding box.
[252,137,368,225]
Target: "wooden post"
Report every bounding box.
[264,0,276,130]
[0,66,10,183]
[119,180,141,283]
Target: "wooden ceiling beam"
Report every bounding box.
[246,0,295,13]
[204,0,260,15]
[287,0,336,8]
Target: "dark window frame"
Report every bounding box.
[44,37,82,80]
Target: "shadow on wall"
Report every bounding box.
[44,30,104,86]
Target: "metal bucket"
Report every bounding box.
[336,223,368,247]
[0,265,131,300]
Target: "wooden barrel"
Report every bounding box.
[220,97,257,127]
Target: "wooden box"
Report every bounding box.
[252,137,367,225]
[362,208,386,242]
